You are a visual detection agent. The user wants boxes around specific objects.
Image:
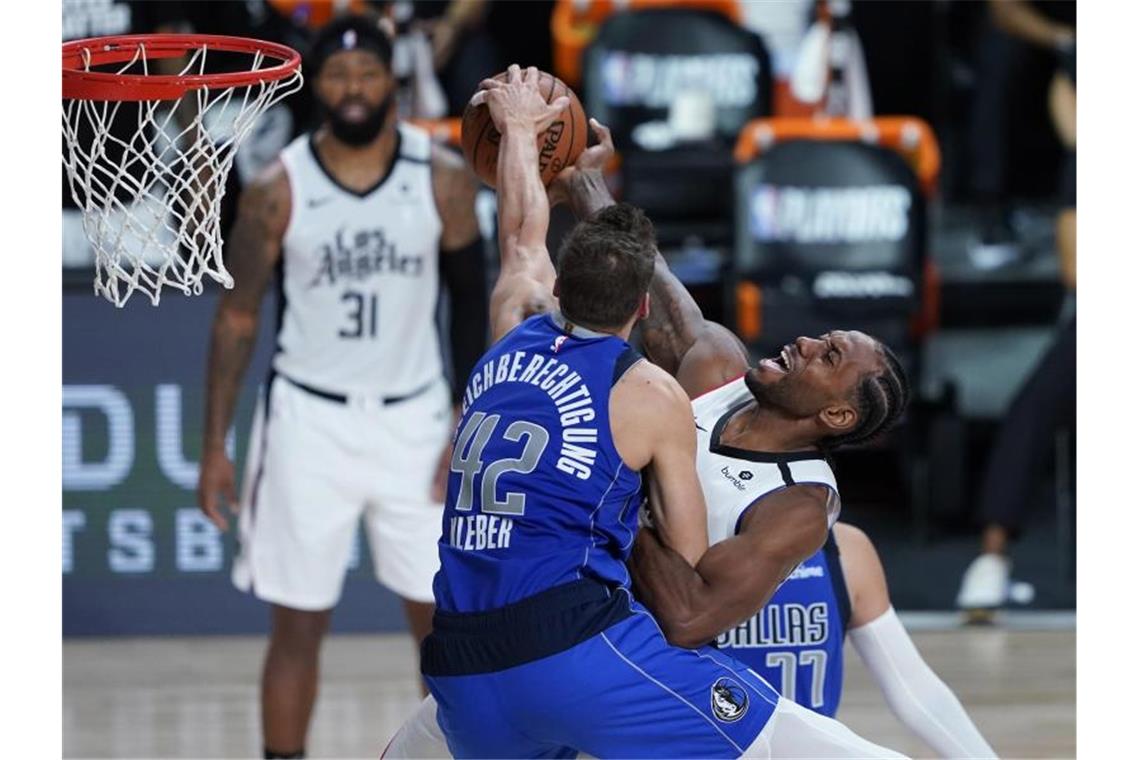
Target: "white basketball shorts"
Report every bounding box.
[232,374,453,610]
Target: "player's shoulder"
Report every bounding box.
[249,157,290,193]
[740,482,833,525]
[615,356,690,406]
[833,521,874,555]
[613,358,694,436]
[833,522,884,581]
[238,158,292,229]
[430,140,466,171]
[430,142,479,201]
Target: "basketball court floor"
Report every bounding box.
[63,612,1074,759]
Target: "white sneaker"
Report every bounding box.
[956,553,1011,609]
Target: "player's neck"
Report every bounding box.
[723,402,821,454]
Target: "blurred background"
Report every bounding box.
[62,0,1076,756]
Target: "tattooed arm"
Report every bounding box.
[197,161,290,531]
[552,124,750,399]
[430,144,488,500]
[432,143,488,396]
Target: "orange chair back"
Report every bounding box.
[734,116,941,198]
[552,0,743,87]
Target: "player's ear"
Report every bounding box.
[636,292,650,321]
[818,402,857,434]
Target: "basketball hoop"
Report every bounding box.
[62,35,303,306]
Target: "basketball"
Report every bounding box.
[461,70,588,188]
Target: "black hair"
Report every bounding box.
[309,14,393,75]
[556,203,657,330]
[819,341,910,453]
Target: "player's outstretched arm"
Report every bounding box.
[473,65,569,342]
[838,524,999,758]
[197,161,290,532]
[629,486,830,648]
[552,129,749,398]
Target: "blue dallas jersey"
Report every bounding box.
[716,531,851,717]
[433,314,644,613]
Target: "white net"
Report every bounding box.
[62,40,303,307]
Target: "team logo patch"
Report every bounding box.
[738,470,753,480]
[710,677,748,723]
[551,335,568,353]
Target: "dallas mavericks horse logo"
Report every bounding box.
[710,677,748,723]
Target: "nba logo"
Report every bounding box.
[552,335,568,353]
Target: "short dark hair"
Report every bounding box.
[309,14,393,75]
[556,203,657,330]
[820,342,910,452]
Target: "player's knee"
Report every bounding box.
[270,606,331,653]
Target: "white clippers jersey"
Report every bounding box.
[274,122,444,395]
[693,377,841,544]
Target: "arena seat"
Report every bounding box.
[734,117,939,346]
[552,0,742,88]
[731,116,950,535]
[581,7,771,251]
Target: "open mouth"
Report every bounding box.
[758,345,793,374]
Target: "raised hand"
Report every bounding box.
[470,64,570,135]
[548,118,614,207]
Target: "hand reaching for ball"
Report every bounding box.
[470,64,570,136]
[548,118,615,207]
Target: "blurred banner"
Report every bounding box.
[62,289,408,636]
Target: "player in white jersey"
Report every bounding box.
[196,16,487,760]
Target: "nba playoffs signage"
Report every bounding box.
[734,140,924,303]
[747,184,913,245]
[62,290,407,635]
[583,8,771,148]
[599,52,760,111]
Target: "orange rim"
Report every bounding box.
[62,34,301,101]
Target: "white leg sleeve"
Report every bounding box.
[383,695,453,759]
[741,696,908,758]
[848,607,998,759]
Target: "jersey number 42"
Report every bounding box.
[450,412,550,516]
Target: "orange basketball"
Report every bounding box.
[461,70,588,189]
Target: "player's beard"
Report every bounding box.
[744,370,810,420]
[323,92,394,146]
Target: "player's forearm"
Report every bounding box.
[496,121,549,262]
[557,168,707,375]
[851,608,998,758]
[204,309,258,452]
[441,239,489,397]
[640,256,709,376]
[630,530,797,648]
[562,169,615,221]
[629,529,716,647]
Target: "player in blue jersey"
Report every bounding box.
[413,65,906,759]
[722,522,995,757]
[390,522,996,758]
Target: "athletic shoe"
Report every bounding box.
[956,553,1011,610]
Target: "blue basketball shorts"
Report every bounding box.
[422,582,780,758]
